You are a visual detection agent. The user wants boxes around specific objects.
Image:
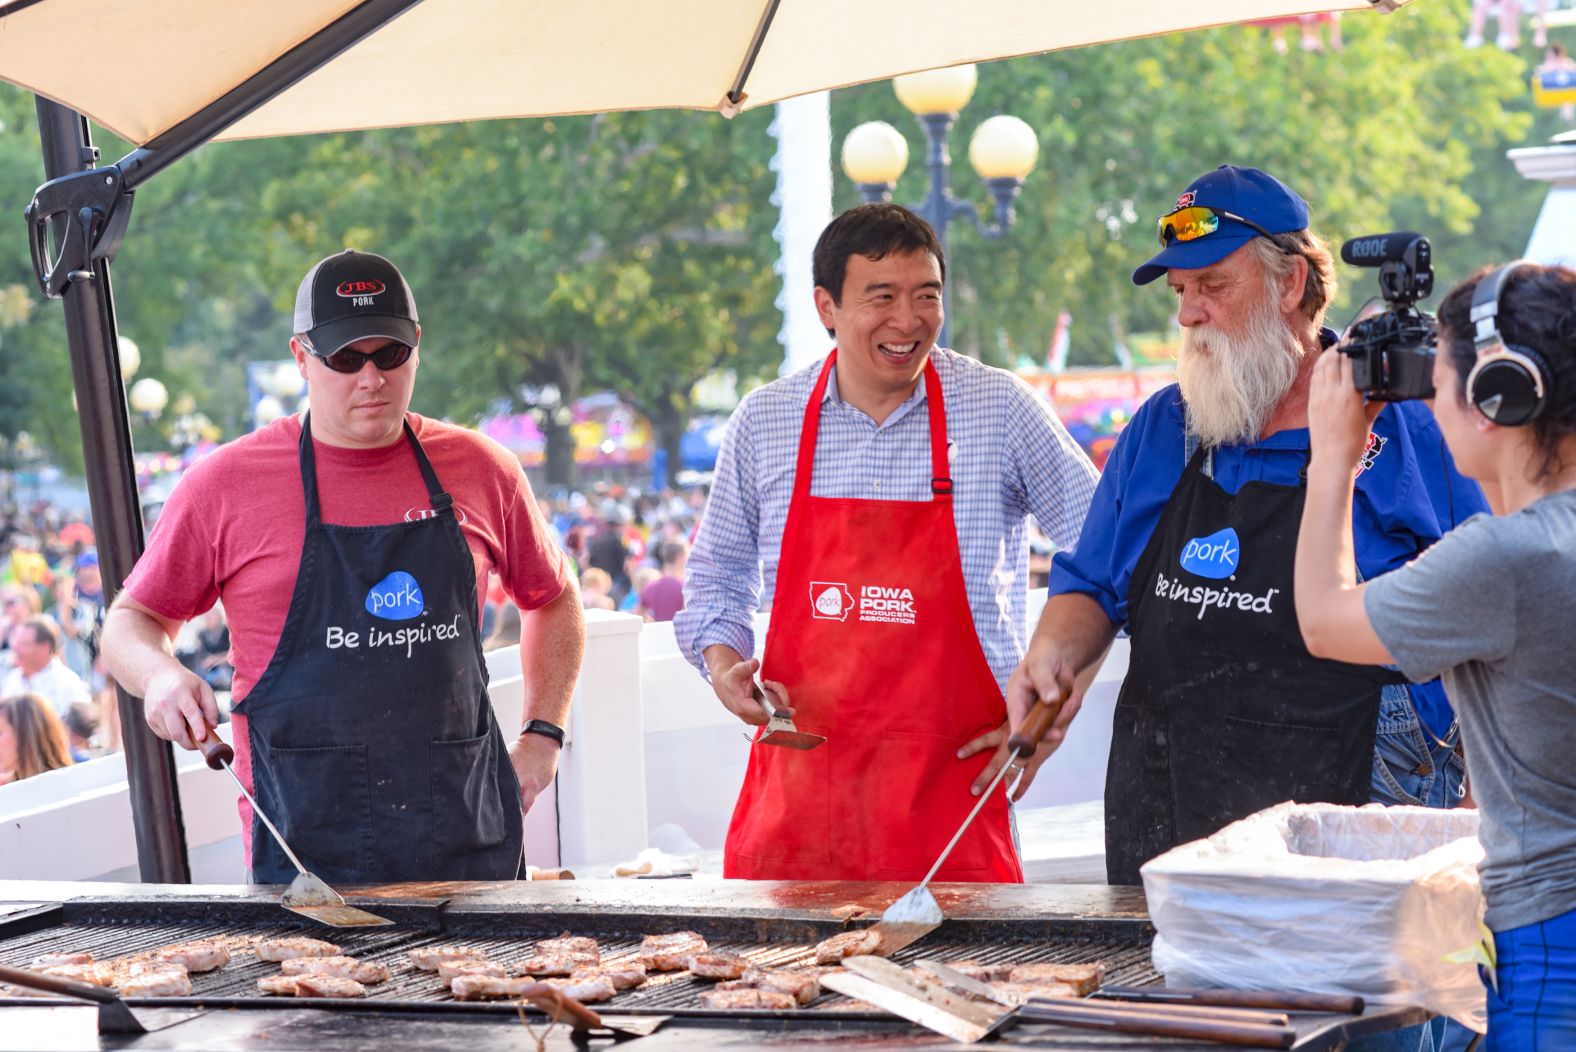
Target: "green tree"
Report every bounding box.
[829,0,1530,366]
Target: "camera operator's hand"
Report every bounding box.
[1308,351,1385,475]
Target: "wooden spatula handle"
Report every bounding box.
[198,727,233,771]
[516,982,604,1032]
[0,963,119,1004]
[1006,689,1068,758]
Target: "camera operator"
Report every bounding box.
[1007,165,1488,888]
[1298,262,1576,1050]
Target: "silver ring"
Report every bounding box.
[1007,763,1025,775]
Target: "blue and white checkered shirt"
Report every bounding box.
[675,348,1100,691]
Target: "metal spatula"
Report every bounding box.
[199,729,394,928]
[867,689,1068,956]
[0,964,148,1033]
[752,681,825,750]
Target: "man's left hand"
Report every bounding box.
[959,720,1051,803]
[508,732,561,814]
[1309,348,1385,472]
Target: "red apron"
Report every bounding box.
[723,352,1024,883]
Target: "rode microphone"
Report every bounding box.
[1340,232,1433,304]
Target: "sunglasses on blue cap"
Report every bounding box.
[1157,205,1281,248]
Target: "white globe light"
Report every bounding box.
[254,396,285,426]
[273,361,305,399]
[841,121,909,186]
[894,64,978,116]
[969,114,1039,180]
[118,336,141,382]
[128,377,168,416]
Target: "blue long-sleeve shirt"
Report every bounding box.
[1049,382,1488,735]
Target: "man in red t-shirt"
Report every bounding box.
[102,251,585,882]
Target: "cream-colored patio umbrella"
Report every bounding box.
[2,0,1413,884]
[0,0,1411,146]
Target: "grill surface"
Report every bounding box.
[0,899,1157,1018]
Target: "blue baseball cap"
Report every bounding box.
[1132,165,1310,285]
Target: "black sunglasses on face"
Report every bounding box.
[301,336,414,374]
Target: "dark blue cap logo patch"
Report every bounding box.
[366,571,424,620]
[1180,528,1240,580]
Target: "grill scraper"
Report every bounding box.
[199,729,394,928]
[868,689,1067,956]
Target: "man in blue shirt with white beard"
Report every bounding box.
[1005,166,1486,888]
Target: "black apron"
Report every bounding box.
[233,416,524,884]
[1103,443,1400,885]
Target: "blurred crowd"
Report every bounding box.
[0,498,236,787]
[1,499,113,785]
[481,485,706,650]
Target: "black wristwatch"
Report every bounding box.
[521,719,565,747]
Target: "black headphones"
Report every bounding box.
[1466,259,1553,426]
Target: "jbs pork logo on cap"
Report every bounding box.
[1179,527,1240,580]
[337,279,386,298]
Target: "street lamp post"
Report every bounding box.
[840,64,1039,348]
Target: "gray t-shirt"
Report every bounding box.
[1365,489,1576,931]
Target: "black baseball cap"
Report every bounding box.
[293,250,419,356]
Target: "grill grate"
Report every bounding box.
[0,909,1157,1017]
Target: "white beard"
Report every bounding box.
[1176,292,1306,447]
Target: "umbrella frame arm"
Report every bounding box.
[23,0,426,299]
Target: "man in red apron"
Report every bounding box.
[103,251,582,882]
[675,205,1100,881]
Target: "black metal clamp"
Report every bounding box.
[24,164,135,298]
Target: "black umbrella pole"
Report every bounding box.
[35,97,191,884]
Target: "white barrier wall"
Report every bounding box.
[0,592,1122,878]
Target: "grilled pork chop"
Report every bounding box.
[117,964,192,998]
[535,934,599,964]
[736,967,820,1005]
[515,953,580,977]
[1004,962,1105,995]
[450,974,539,1000]
[408,946,489,971]
[255,936,342,961]
[280,955,390,985]
[294,974,368,999]
[686,952,750,980]
[438,959,507,980]
[699,987,798,1010]
[543,974,617,1003]
[812,929,880,965]
[570,963,646,991]
[29,953,93,968]
[157,942,230,973]
[638,931,708,971]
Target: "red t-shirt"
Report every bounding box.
[124,414,568,853]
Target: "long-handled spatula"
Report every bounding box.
[869,690,1068,956]
[752,681,825,750]
[199,729,394,928]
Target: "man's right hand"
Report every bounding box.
[141,664,220,751]
[703,646,790,727]
[1005,636,1082,756]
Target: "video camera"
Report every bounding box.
[1337,232,1436,401]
